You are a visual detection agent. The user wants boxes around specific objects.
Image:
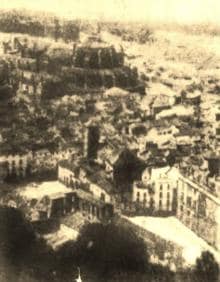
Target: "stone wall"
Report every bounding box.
[116,216,184,270]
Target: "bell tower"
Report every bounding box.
[84,120,100,161]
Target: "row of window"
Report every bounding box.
[136,197,173,211]
[159,184,170,190]
[159,199,170,209]
[6,159,27,166]
[178,181,199,196]
[136,191,147,199]
[5,154,70,167]
[62,176,106,203]
[136,190,171,201]
[159,191,170,199]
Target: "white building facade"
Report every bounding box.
[132,166,220,250]
[58,164,111,204]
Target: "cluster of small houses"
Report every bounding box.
[0,35,208,164]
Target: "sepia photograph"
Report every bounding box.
[0,0,219,281]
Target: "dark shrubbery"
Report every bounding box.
[55,221,177,282]
[113,149,146,192]
[0,10,80,42]
[194,251,220,282]
[0,207,36,266]
[74,222,149,274]
[0,11,45,36]
[0,206,58,281]
[0,212,218,282]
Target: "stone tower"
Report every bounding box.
[84,121,100,160]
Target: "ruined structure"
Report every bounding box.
[70,35,144,93]
[44,34,145,98]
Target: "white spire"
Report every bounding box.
[75,267,82,282]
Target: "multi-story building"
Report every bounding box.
[133,167,178,215]
[17,180,113,223]
[58,160,113,205]
[175,173,220,248]
[2,153,31,179]
[132,166,220,250]
[0,148,75,181]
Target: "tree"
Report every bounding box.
[113,149,146,192]
[57,221,177,282]
[63,21,80,42]
[71,222,149,276]
[0,207,36,266]
[54,19,61,42]
[194,251,219,282]
[0,207,57,281]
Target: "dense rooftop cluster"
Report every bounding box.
[0,17,219,204]
[0,16,220,282]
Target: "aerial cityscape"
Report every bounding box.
[0,2,220,282]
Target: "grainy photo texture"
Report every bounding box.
[0,0,219,281]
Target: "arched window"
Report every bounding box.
[5,161,9,171]
[100,193,105,202]
[181,192,184,202]
[150,198,154,209]
[19,165,24,177]
[97,208,100,219]
[70,178,74,188]
[198,194,206,217]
